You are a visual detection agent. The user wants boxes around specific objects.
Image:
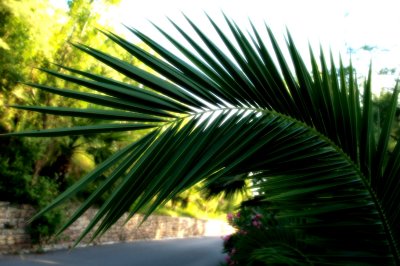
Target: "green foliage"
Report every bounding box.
[26,176,64,245]
[3,13,400,265]
[0,0,135,246]
[220,208,306,266]
[156,184,246,220]
[374,90,400,149]
[0,127,64,244]
[0,131,39,203]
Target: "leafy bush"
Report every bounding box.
[222,207,279,266]
[27,209,64,245]
[0,135,39,204]
[222,206,312,266]
[0,130,64,245]
[26,176,64,245]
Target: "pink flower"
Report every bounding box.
[255,213,262,219]
[252,220,262,228]
[222,234,231,243]
[226,255,237,265]
[227,213,234,221]
[230,248,237,255]
[236,212,241,218]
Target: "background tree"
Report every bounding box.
[0,0,129,195]
[374,89,400,150]
[0,0,130,243]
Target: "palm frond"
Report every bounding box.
[2,14,399,264]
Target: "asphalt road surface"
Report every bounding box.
[0,237,225,266]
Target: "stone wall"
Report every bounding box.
[0,201,233,254]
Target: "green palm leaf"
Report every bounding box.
[2,15,400,265]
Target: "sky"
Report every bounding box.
[56,0,400,93]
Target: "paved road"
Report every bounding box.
[0,237,225,266]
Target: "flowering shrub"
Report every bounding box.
[221,205,315,265]
[221,207,276,266]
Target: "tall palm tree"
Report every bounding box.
[3,15,400,265]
